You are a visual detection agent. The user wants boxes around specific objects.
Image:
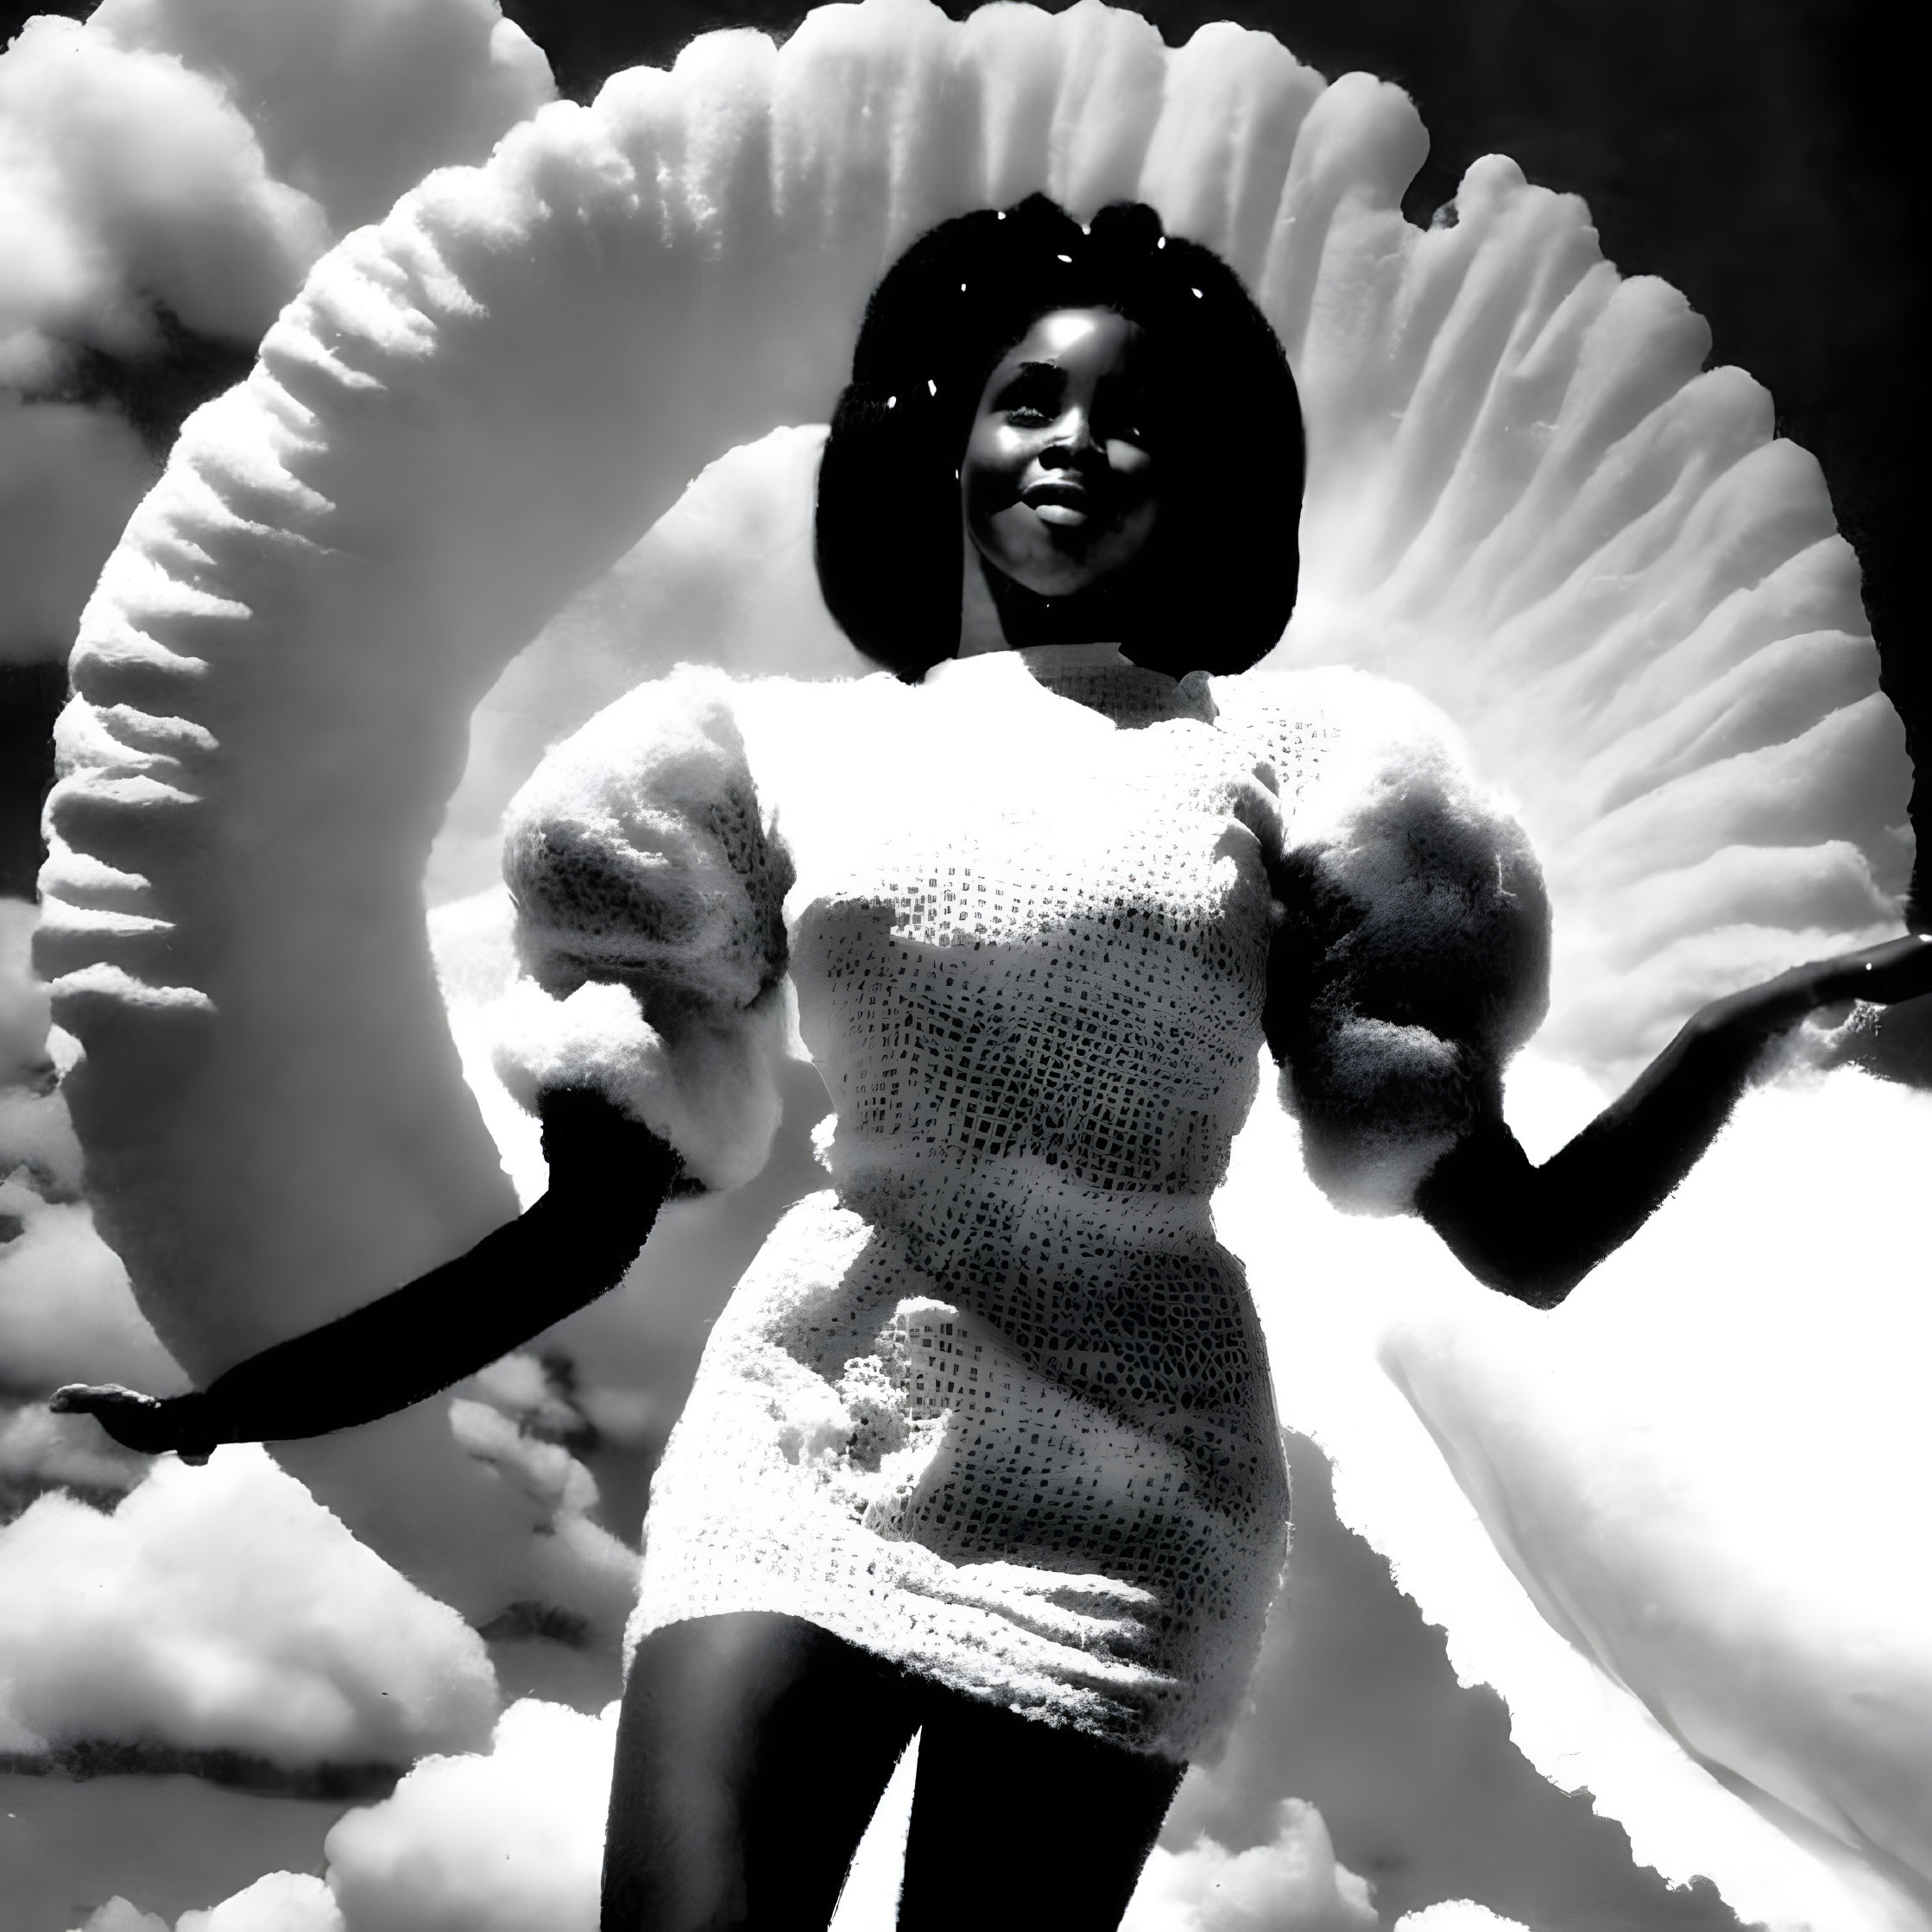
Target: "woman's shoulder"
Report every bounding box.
[508,665,895,818]
[1208,664,1481,826]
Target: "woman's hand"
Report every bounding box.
[1420,931,1932,1306]
[49,1385,218,1463]
[51,1092,679,1455]
[1786,931,1932,1012]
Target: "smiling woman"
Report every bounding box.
[22,2,1930,1924]
[813,195,1302,679]
[53,184,1932,1931]
[963,306,1160,603]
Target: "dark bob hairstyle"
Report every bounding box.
[815,194,1304,682]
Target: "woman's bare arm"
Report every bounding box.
[53,1088,682,1457]
[1416,934,1932,1307]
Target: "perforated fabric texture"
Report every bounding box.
[496,645,1547,1758]
[492,672,795,1191]
[1215,668,1553,1215]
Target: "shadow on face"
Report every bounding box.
[961,307,1160,608]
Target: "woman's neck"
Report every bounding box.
[956,545,1147,656]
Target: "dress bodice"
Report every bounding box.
[491,644,1550,1757]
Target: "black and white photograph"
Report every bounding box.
[1,3,1926,1929]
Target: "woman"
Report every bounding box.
[55,196,1932,1931]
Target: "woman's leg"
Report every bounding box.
[601,1612,920,1932]
[897,1695,1184,1932]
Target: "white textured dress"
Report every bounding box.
[493,644,1548,1761]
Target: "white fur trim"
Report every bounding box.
[489,975,786,1192]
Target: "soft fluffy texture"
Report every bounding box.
[20,0,1917,1916]
[1392,1910,1531,1932]
[494,666,794,1190]
[491,647,1537,1756]
[89,0,552,233]
[1380,1067,1932,1921]
[175,1874,345,1932]
[0,901,183,1417]
[71,1872,345,1932]
[1121,1799,1377,1930]
[322,1698,612,1932]
[0,14,325,382]
[0,0,548,661]
[39,0,1900,1381]
[0,1447,496,1766]
[1215,1061,1932,1932]
[1217,669,1549,1214]
[426,426,866,903]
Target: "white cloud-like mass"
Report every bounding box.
[1,900,181,1402]
[179,1874,344,1932]
[322,1698,611,1932]
[1123,1801,1377,1931]
[0,0,552,662]
[73,1875,345,1932]
[0,1184,181,1394]
[0,1447,497,1765]
[1392,1910,1531,1932]
[0,13,326,382]
[177,1874,345,1932]
[1219,1061,1932,1932]
[72,1906,171,1932]
[88,0,552,233]
[1380,1068,1932,1923]
[3,1,1925,1927]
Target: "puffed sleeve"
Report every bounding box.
[1215,666,1551,1215]
[489,665,795,1192]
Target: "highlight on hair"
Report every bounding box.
[814,195,1304,681]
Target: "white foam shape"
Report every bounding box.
[1121,1798,1376,1930]
[31,0,1918,1917]
[90,0,553,233]
[71,1904,171,1932]
[0,0,551,672]
[176,1873,345,1932]
[0,1446,496,1765]
[1220,1061,1932,1932]
[1393,1908,1531,1932]
[0,14,327,379]
[322,1698,611,1932]
[1380,1067,1932,1924]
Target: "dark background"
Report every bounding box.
[4,0,1921,924]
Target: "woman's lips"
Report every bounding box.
[1023,478,1096,526]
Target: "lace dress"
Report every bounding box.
[492,643,1548,1760]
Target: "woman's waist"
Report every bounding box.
[819,1121,1230,1223]
[816,1146,1267,1399]
[720,1178,1266,1404]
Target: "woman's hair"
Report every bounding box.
[815,195,1304,681]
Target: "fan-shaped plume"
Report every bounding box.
[33,1,1918,1919]
[41,0,1904,1370]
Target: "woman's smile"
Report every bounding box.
[1022,473,1096,523]
[961,307,1160,599]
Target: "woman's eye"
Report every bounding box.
[1006,404,1052,426]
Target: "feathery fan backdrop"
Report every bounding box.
[3,2,1927,1929]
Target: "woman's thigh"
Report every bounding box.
[898,1696,1184,1932]
[602,1612,920,1932]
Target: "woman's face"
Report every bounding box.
[960,307,1159,601]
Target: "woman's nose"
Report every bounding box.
[1045,407,1097,461]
